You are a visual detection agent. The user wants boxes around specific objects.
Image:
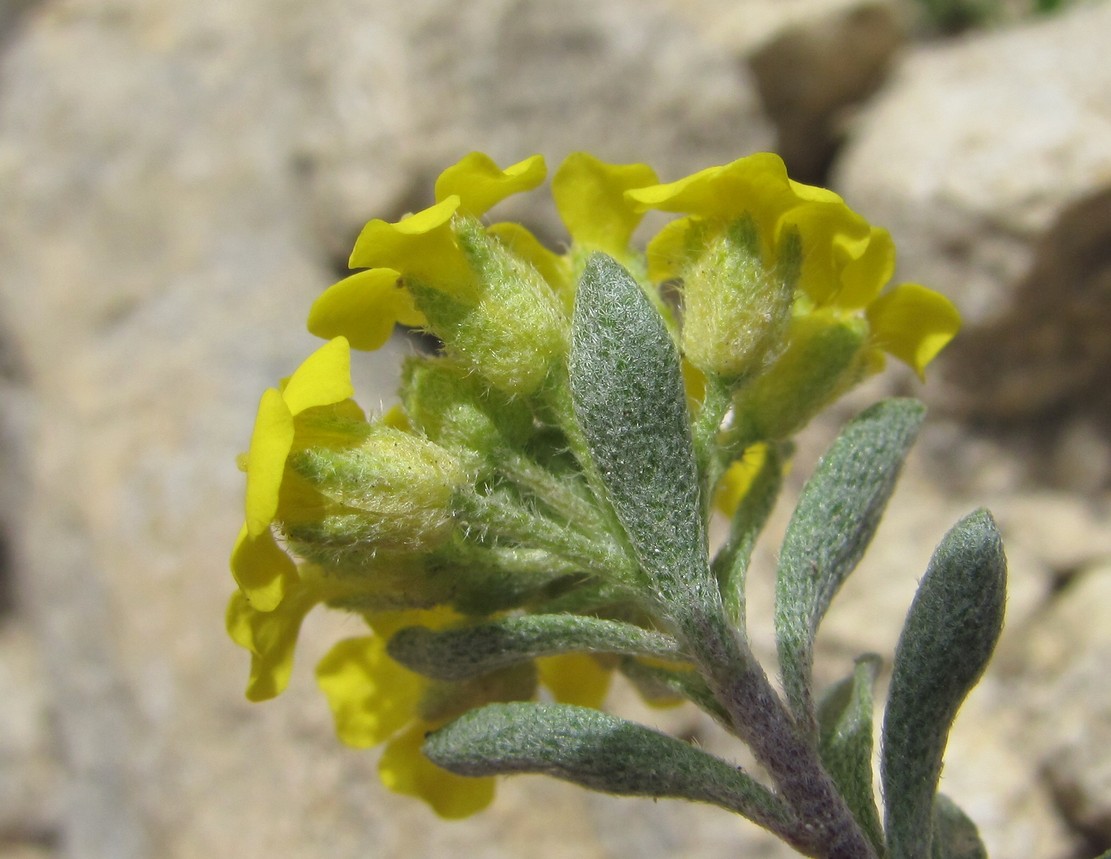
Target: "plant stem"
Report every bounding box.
[676,588,877,859]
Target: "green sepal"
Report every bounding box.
[775,398,925,732]
[387,614,684,681]
[881,509,1006,859]
[424,702,795,836]
[930,794,988,859]
[817,654,885,856]
[568,253,710,608]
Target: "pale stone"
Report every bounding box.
[0,1,775,857]
[835,3,1111,423]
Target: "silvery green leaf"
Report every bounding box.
[387,614,684,681]
[425,702,794,837]
[568,253,711,610]
[776,398,925,732]
[882,509,1006,859]
[930,794,988,859]
[817,654,884,856]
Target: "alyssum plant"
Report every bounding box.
[228,151,1005,858]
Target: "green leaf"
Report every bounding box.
[817,654,885,856]
[930,794,988,859]
[386,614,685,681]
[568,253,711,609]
[425,702,795,837]
[881,509,1006,859]
[712,442,785,629]
[775,398,925,733]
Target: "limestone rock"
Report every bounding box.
[0,1,775,857]
[1019,562,1111,846]
[749,4,904,182]
[834,3,1111,425]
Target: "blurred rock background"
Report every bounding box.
[0,0,1109,856]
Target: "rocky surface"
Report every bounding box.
[0,1,1109,858]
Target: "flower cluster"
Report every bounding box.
[228,151,959,818]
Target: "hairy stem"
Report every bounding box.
[676,589,877,859]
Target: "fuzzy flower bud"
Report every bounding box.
[413,218,568,397]
[679,215,798,381]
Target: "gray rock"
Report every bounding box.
[834,3,1111,424]
[1020,562,1111,846]
[749,3,904,183]
[0,1,775,857]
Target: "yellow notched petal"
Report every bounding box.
[230,523,297,611]
[628,153,797,238]
[348,197,473,288]
[537,653,611,709]
[316,635,423,747]
[282,337,354,416]
[835,226,896,310]
[226,584,317,701]
[866,283,961,379]
[552,152,658,258]
[378,722,496,819]
[435,152,546,218]
[244,388,295,536]
[308,268,425,351]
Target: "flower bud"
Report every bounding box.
[283,420,469,555]
[413,218,568,397]
[731,310,874,443]
[401,357,533,457]
[680,216,797,382]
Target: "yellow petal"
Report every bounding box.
[230,523,297,611]
[552,152,658,258]
[434,152,546,218]
[536,653,611,709]
[307,268,425,351]
[316,635,423,747]
[435,153,547,218]
[866,282,961,379]
[834,226,895,310]
[714,443,770,518]
[378,722,496,819]
[282,337,354,416]
[786,199,872,306]
[628,153,797,238]
[226,584,316,701]
[348,198,473,288]
[244,388,295,536]
[644,216,695,283]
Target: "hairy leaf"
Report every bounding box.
[930,794,988,859]
[425,702,794,836]
[776,398,925,732]
[568,253,711,609]
[882,509,1006,859]
[387,614,684,681]
[817,655,884,855]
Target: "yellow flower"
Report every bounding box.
[226,576,318,701]
[232,337,356,610]
[309,153,547,349]
[552,152,658,264]
[536,652,611,709]
[628,153,960,379]
[316,608,499,818]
